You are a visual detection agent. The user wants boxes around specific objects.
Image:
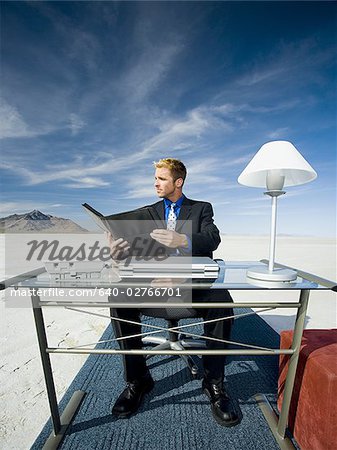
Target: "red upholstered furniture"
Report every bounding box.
[278,329,337,450]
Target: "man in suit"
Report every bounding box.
[108,158,239,427]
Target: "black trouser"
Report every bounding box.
[110,289,234,385]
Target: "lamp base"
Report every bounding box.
[247,266,297,282]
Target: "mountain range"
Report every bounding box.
[0,210,88,233]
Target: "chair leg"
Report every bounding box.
[170,341,200,378]
[142,336,170,359]
[142,336,168,346]
[180,338,207,349]
[141,320,202,378]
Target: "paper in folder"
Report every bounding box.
[118,256,219,278]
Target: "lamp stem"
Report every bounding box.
[268,195,278,272]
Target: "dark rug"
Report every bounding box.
[31,309,291,450]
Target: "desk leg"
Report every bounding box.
[31,294,85,450]
[277,289,310,437]
[255,289,310,449]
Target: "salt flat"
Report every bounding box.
[215,235,336,332]
[0,234,336,449]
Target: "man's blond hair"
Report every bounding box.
[153,158,187,183]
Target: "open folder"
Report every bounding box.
[82,203,160,237]
[82,202,166,256]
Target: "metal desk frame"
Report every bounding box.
[3,260,336,450]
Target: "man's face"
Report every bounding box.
[154,167,181,199]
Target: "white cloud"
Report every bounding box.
[238,66,286,87]
[121,43,183,104]
[267,127,291,139]
[69,114,85,135]
[31,2,101,72]
[0,154,134,186]
[236,38,335,90]
[0,98,59,139]
[139,106,233,158]
[119,171,159,200]
[122,186,156,200]
[0,202,64,215]
[63,177,110,189]
[230,210,270,217]
[0,99,34,139]
[0,101,240,188]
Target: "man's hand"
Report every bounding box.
[150,229,188,249]
[106,232,130,260]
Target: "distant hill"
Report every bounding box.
[0,210,88,233]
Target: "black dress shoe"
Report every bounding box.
[202,380,240,427]
[112,373,154,418]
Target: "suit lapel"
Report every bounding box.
[176,197,192,232]
[147,201,166,228]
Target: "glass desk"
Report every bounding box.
[2,260,336,450]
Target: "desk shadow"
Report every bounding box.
[67,357,277,435]
[253,313,310,334]
[68,365,197,434]
[34,310,285,446]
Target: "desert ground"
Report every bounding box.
[0,234,336,449]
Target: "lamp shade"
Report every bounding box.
[238,141,317,188]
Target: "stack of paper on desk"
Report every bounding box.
[44,261,109,281]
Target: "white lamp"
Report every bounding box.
[238,140,317,281]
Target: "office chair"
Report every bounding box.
[141,307,207,378]
[140,260,226,378]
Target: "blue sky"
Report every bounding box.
[1,1,336,236]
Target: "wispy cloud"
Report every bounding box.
[0,98,55,139]
[63,177,110,189]
[238,66,286,87]
[69,114,86,135]
[30,1,102,73]
[0,201,64,215]
[0,99,241,187]
[186,158,225,186]
[138,105,235,158]
[0,2,334,237]
[235,39,336,115]
[267,127,291,139]
[0,154,131,186]
[120,43,183,104]
[122,186,156,200]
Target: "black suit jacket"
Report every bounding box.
[145,196,221,258]
[120,197,230,310]
[143,197,230,307]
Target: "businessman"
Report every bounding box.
[108,158,239,427]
